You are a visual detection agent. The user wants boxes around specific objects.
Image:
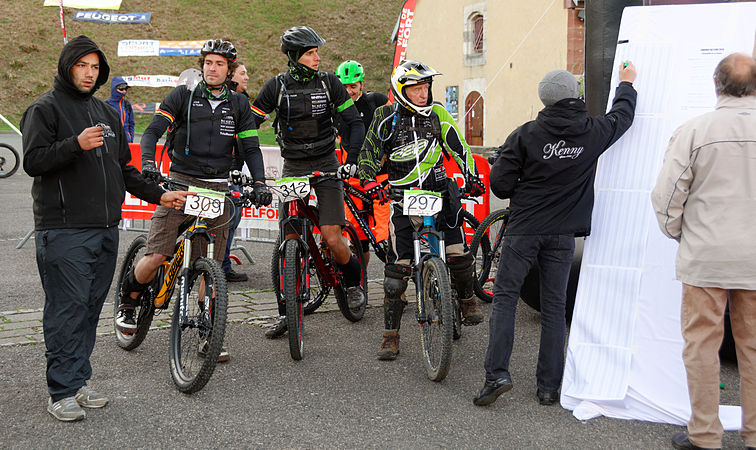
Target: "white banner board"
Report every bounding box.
[561,2,756,427]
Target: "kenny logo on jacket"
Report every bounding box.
[542,140,584,160]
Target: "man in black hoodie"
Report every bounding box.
[21,35,190,422]
[473,63,637,407]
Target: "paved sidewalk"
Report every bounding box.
[0,279,394,347]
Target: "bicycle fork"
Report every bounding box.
[177,221,216,329]
[414,216,446,325]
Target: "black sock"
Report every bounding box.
[338,255,362,287]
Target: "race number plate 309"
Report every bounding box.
[184,187,224,219]
[274,177,310,202]
[403,190,442,216]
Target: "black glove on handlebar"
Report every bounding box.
[253,183,273,207]
[141,160,161,182]
[466,175,486,197]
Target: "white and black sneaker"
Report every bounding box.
[115,307,137,332]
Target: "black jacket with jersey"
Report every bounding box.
[141,82,265,182]
[490,81,637,237]
[251,71,364,161]
[21,35,164,231]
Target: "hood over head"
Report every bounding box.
[55,35,110,98]
[109,76,127,99]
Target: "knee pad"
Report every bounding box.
[383,263,412,299]
[447,252,475,299]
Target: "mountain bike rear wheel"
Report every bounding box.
[419,257,454,382]
[169,257,228,393]
[113,235,155,351]
[0,143,20,178]
[282,239,305,361]
[334,223,367,322]
[470,209,509,303]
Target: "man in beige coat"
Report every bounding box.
[652,53,756,450]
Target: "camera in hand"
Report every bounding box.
[96,122,116,138]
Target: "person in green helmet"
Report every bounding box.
[334,60,389,164]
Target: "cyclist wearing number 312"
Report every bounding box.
[357,60,486,360]
[116,39,273,359]
[252,26,366,339]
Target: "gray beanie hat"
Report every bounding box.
[538,70,579,106]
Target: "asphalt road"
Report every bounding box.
[0,131,745,448]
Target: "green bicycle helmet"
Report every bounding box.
[336,60,365,84]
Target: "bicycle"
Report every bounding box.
[469,208,510,303]
[0,143,20,178]
[269,179,483,316]
[112,174,260,393]
[270,172,368,361]
[388,185,474,382]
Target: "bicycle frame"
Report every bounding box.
[342,182,387,262]
[153,215,217,309]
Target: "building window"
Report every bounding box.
[473,15,484,53]
[464,3,486,66]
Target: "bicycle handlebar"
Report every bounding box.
[154,174,262,207]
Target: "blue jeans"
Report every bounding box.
[483,234,575,394]
[222,184,244,274]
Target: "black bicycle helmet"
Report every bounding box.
[201,39,238,63]
[280,26,326,56]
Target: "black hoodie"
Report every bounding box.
[490,81,637,237]
[21,35,164,230]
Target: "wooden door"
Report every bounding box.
[465,91,484,146]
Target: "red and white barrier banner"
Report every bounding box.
[122,75,178,87]
[44,0,121,9]
[444,154,491,244]
[132,103,161,114]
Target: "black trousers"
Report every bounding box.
[36,227,118,402]
[483,234,574,394]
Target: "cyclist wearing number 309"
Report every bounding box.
[357,60,486,360]
[117,39,272,343]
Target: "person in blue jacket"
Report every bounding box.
[106,76,135,142]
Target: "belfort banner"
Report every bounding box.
[44,0,122,9]
[73,11,151,24]
[117,40,205,57]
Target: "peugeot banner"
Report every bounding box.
[73,11,151,24]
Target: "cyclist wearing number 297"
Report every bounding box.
[357,60,486,361]
[116,39,273,359]
[252,26,366,339]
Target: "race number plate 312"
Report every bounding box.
[184,187,224,219]
[274,177,310,202]
[403,190,442,216]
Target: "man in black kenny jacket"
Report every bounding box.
[473,63,638,408]
[21,35,189,421]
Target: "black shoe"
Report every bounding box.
[670,432,720,450]
[264,317,287,339]
[225,270,248,282]
[115,307,137,332]
[473,375,513,406]
[537,389,559,406]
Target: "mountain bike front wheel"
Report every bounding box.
[0,143,20,178]
[113,235,155,351]
[419,257,454,382]
[169,257,228,393]
[282,239,305,361]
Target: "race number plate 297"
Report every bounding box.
[274,177,310,202]
[403,190,442,216]
[184,187,224,219]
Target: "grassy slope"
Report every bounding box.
[0,0,403,141]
